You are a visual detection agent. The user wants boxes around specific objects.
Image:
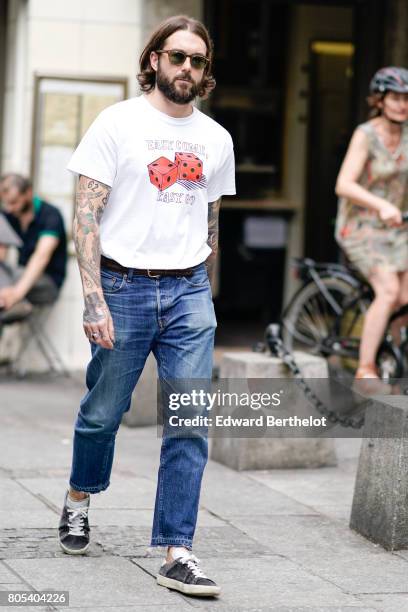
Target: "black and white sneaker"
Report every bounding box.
[58,490,90,555]
[157,549,221,597]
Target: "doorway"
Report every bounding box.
[205,0,290,352]
[304,40,354,263]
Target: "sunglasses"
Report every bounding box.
[156,49,209,70]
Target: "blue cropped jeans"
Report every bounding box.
[69,262,216,549]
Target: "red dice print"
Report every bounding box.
[148,157,178,191]
[175,152,203,182]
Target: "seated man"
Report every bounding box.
[0,173,67,314]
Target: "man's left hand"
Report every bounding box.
[0,286,24,310]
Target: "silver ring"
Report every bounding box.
[91,332,100,338]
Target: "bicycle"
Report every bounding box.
[281,215,408,381]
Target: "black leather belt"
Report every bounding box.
[100,255,194,277]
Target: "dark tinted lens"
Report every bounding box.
[191,55,208,69]
[168,51,187,65]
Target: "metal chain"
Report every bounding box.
[262,325,367,429]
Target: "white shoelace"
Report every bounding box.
[67,507,88,537]
[176,552,208,579]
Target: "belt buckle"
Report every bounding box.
[147,269,160,278]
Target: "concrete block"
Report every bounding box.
[350,395,408,550]
[123,353,157,427]
[210,351,337,470]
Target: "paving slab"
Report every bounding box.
[0,481,49,511]
[91,508,225,528]
[95,525,271,559]
[113,432,163,475]
[229,515,408,594]
[136,557,367,609]
[0,608,50,612]
[356,593,408,612]
[200,463,317,517]
[0,481,57,528]
[0,378,82,422]
[0,528,104,560]
[214,608,375,612]
[0,430,72,471]
[62,607,193,612]
[246,466,355,520]
[0,561,23,583]
[13,478,225,529]
[17,477,157,511]
[6,557,183,607]
[0,509,59,531]
[0,585,52,612]
[394,549,408,562]
[0,524,265,562]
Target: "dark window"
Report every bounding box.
[205,0,289,197]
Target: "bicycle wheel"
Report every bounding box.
[282,276,369,362]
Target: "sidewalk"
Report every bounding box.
[1,374,408,611]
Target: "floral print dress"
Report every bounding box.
[335,120,408,278]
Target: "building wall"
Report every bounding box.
[0,0,8,164]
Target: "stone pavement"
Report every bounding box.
[1,374,408,611]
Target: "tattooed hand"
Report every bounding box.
[73,175,115,349]
[83,291,115,349]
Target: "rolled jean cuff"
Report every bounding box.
[69,479,110,494]
[150,536,193,549]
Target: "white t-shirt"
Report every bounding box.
[67,95,236,269]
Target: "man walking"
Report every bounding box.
[59,15,235,597]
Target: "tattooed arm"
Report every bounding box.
[205,197,221,287]
[73,175,114,349]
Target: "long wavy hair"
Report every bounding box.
[137,15,216,99]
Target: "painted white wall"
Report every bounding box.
[282,4,353,306]
[2,0,30,174]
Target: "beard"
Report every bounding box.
[156,65,200,104]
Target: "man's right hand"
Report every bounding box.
[83,291,115,349]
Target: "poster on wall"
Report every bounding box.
[32,76,127,236]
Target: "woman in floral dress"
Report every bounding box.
[335,67,408,379]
